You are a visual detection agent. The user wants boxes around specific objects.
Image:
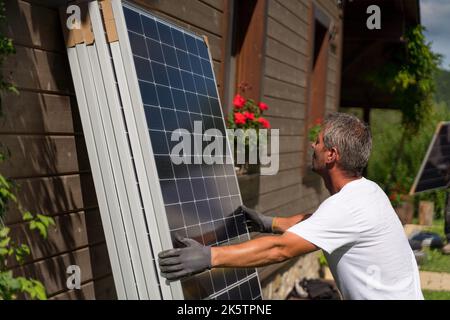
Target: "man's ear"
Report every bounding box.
[326,147,339,163]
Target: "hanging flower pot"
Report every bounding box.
[226,92,271,176]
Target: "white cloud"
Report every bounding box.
[421,0,450,68]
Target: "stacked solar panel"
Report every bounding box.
[122,4,262,300]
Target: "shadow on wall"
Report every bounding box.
[238,173,260,209]
[0,0,116,299]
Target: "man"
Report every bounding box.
[158,112,423,300]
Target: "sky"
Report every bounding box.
[421,0,450,70]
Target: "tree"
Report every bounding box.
[367,25,442,194]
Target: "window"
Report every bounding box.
[307,6,331,128]
[223,0,267,111]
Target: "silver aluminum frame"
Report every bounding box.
[67,43,137,299]
[64,0,167,299]
[111,0,262,299]
[410,121,450,195]
[87,1,163,299]
[66,0,263,300]
[110,0,182,299]
[66,48,128,298]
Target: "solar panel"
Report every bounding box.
[63,0,166,299]
[410,122,450,194]
[121,3,262,300]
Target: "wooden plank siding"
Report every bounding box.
[247,0,342,282]
[255,0,310,213]
[0,0,116,299]
[1,0,229,300]
[1,0,343,299]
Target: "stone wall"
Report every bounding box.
[261,251,321,299]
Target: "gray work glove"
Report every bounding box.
[237,205,274,233]
[158,235,211,282]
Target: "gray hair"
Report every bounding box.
[322,112,372,177]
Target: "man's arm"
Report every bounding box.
[240,205,312,234]
[272,213,312,233]
[159,232,318,281]
[212,232,318,268]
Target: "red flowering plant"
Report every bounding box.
[387,182,410,207]
[227,94,271,130]
[226,88,271,174]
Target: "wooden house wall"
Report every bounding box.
[254,0,342,281]
[0,0,342,299]
[0,0,116,299]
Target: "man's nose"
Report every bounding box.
[311,142,315,149]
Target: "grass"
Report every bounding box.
[420,247,450,273]
[417,218,446,239]
[423,290,450,300]
[412,218,450,273]
[410,219,450,299]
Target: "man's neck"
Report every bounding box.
[323,172,362,195]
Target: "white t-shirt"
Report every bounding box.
[287,177,423,300]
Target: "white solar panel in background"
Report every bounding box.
[410,122,450,194]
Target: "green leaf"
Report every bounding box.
[15,243,30,264]
[37,214,55,227]
[29,220,36,231]
[33,222,47,239]
[17,277,47,300]
[0,247,8,256]
[0,236,10,248]
[7,85,18,95]
[0,227,10,238]
[31,280,47,300]
[22,211,33,221]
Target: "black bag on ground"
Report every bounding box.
[410,231,444,249]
